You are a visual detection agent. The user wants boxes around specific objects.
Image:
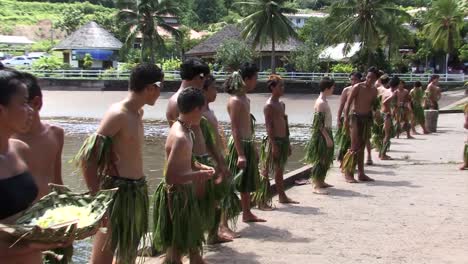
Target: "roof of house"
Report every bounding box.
[186,25,303,57]
[53,21,123,51]
[0,35,35,45]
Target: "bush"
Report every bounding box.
[215,39,257,71]
[161,58,181,71]
[275,67,286,72]
[118,62,137,71]
[82,53,93,69]
[330,63,354,73]
[32,55,63,70]
[30,40,59,52]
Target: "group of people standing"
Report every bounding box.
[0,59,463,264]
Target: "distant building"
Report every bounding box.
[53,21,122,69]
[285,12,328,29]
[0,35,35,46]
[186,25,303,71]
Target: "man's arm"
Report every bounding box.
[344,85,358,126]
[228,98,247,169]
[264,104,278,158]
[166,100,178,127]
[52,127,64,185]
[317,103,333,147]
[336,88,348,127]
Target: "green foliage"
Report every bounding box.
[117,0,181,63]
[161,58,181,71]
[17,0,116,8]
[350,48,391,73]
[55,4,118,36]
[289,40,321,72]
[118,62,137,71]
[297,17,329,45]
[195,0,228,24]
[215,39,257,71]
[330,63,354,73]
[83,53,93,69]
[294,0,332,9]
[423,0,464,54]
[459,44,468,62]
[32,55,63,70]
[390,56,411,73]
[30,40,59,52]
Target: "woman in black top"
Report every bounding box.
[0,68,69,263]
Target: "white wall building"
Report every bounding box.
[285,12,328,29]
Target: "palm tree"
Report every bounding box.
[117,0,181,63]
[326,0,411,68]
[423,0,464,74]
[236,0,297,73]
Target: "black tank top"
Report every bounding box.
[0,171,38,220]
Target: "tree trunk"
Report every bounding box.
[150,35,155,64]
[271,34,276,74]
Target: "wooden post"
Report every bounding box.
[424,109,439,132]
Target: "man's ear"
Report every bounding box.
[30,96,43,111]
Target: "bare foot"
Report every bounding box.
[366,159,373,165]
[295,179,309,185]
[423,130,430,134]
[459,164,468,170]
[219,226,240,238]
[344,174,358,183]
[380,155,393,160]
[322,182,334,188]
[243,213,266,223]
[313,187,329,195]
[207,233,233,245]
[358,174,375,182]
[278,196,299,204]
[258,203,275,211]
[407,135,415,139]
[189,253,208,264]
[162,256,183,264]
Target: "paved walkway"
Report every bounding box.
[145,113,467,264]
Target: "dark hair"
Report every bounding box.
[389,76,400,88]
[177,87,205,114]
[349,72,362,80]
[240,62,259,80]
[319,77,335,92]
[414,81,422,88]
[367,66,381,78]
[267,74,282,92]
[21,72,42,101]
[129,63,163,92]
[202,74,216,91]
[380,74,390,85]
[430,74,440,82]
[0,69,26,106]
[180,58,210,81]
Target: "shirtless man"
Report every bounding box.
[389,80,414,139]
[379,76,400,160]
[73,63,163,264]
[261,74,298,203]
[336,72,362,164]
[200,74,236,242]
[424,75,442,110]
[13,72,64,199]
[153,87,214,264]
[342,67,379,183]
[225,62,265,223]
[166,58,210,126]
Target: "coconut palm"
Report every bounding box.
[326,0,411,67]
[117,0,181,63]
[236,0,297,73]
[423,0,464,74]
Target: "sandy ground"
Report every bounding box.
[40,90,466,125]
[144,113,468,264]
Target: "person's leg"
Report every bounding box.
[366,140,373,165]
[241,192,266,222]
[165,248,183,264]
[208,208,232,244]
[343,119,359,183]
[218,212,238,239]
[276,166,298,203]
[380,117,392,160]
[90,224,113,264]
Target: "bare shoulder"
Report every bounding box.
[9,139,31,158]
[97,103,127,135]
[315,99,326,112]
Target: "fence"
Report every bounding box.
[22,69,467,83]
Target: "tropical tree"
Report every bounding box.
[423,0,464,74]
[325,0,411,68]
[117,0,181,63]
[236,0,297,73]
[216,39,257,71]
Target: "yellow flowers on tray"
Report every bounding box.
[29,205,98,229]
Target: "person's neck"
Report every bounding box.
[270,94,280,102]
[181,80,196,89]
[178,114,195,128]
[319,92,327,101]
[125,93,145,114]
[0,128,12,155]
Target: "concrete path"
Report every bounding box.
[145,113,467,264]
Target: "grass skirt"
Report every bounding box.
[464,143,468,165]
[335,118,351,162]
[152,181,204,255]
[101,176,149,264]
[371,113,384,152]
[226,137,260,193]
[304,112,334,182]
[412,102,425,126]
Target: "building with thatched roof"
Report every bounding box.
[186,25,303,71]
[53,21,123,69]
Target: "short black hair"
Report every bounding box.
[21,72,42,101]
[389,76,400,88]
[319,77,335,92]
[129,63,163,92]
[177,87,205,114]
[367,66,381,78]
[380,74,390,85]
[430,74,440,82]
[0,69,26,106]
[349,72,362,80]
[414,81,422,88]
[202,74,216,91]
[240,62,259,80]
[180,58,210,81]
